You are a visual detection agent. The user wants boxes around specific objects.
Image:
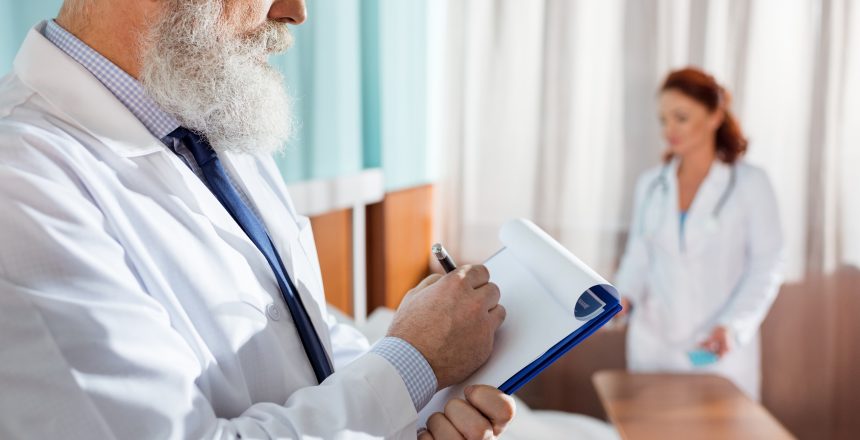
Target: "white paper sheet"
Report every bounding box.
[418,219,618,425]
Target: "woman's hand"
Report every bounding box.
[700,326,732,358]
[619,297,631,316]
[612,297,632,323]
[419,385,515,440]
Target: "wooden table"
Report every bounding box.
[592,370,796,440]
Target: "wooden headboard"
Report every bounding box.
[291,172,434,320]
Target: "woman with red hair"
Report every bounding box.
[614,67,784,400]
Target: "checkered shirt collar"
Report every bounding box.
[43,20,180,140]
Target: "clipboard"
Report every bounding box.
[419,219,622,424]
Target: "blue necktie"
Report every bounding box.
[167,127,333,383]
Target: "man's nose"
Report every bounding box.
[269,0,307,25]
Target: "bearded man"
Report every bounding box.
[0,1,514,438]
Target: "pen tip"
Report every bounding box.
[431,243,442,253]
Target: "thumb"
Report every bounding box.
[407,274,443,298]
[400,274,444,309]
[416,273,443,290]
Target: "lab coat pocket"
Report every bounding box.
[210,294,270,325]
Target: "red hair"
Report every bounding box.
[660,67,748,164]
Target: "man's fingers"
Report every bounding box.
[464,385,516,436]
[426,412,465,440]
[488,304,506,328]
[417,428,434,440]
[475,282,500,311]
[460,264,491,289]
[444,398,493,440]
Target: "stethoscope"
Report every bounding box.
[639,162,737,237]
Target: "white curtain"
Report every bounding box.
[430,0,860,280]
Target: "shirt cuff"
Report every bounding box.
[370,337,437,411]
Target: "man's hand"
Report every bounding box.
[700,325,732,358]
[387,265,506,390]
[419,385,515,440]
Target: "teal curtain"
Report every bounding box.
[0,1,64,69]
[0,0,431,191]
[273,0,431,190]
[367,0,430,191]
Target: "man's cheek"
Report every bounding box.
[227,0,269,32]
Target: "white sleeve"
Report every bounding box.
[717,168,785,346]
[614,174,652,305]
[326,312,373,369]
[0,141,417,440]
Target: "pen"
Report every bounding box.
[432,243,457,273]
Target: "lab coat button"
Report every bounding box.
[266,303,281,321]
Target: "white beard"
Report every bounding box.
[140,0,295,154]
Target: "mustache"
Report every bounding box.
[238,20,294,56]
[154,2,294,57]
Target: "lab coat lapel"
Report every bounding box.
[15,24,262,265]
[161,150,264,254]
[653,160,682,255]
[684,160,731,254]
[13,24,163,158]
[219,153,335,360]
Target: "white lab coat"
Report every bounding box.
[0,24,417,439]
[614,158,784,401]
